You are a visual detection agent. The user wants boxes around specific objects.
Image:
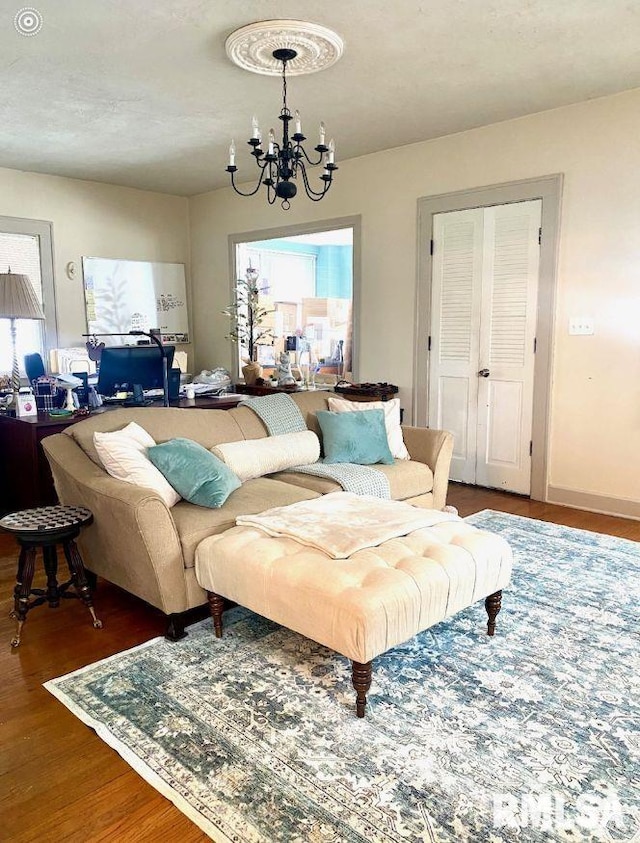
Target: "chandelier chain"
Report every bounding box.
[281,59,288,114]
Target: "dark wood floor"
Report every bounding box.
[1,485,638,842]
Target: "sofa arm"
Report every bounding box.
[401,426,454,510]
[42,433,189,614]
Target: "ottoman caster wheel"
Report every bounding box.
[11,636,20,648]
[93,619,103,629]
[9,610,16,619]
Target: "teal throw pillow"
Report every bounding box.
[316,408,394,465]
[147,438,241,508]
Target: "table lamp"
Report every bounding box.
[0,269,45,395]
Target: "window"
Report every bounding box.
[0,217,56,378]
[231,220,358,380]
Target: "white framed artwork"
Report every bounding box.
[83,257,189,345]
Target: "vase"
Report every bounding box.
[242,361,263,386]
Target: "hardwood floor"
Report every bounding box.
[448,483,640,540]
[0,486,637,842]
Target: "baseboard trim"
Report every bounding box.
[547,485,640,521]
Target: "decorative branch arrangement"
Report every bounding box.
[222,267,274,362]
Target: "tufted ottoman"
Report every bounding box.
[195,514,512,717]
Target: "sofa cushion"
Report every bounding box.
[327,396,410,460]
[226,405,270,440]
[148,438,241,508]
[67,407,247,466]
[171,478,321,568]
[317,409,394,465]
[93,422,181,508]
[270,460,434,501]
[290,391,331,439]
[212,431,320,481]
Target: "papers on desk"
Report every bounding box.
[54,372,83,388]
[184,383,227,396]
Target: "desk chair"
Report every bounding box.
[24,353,46,384]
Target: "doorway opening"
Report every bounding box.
[229,217,360,382]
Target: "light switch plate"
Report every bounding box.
[569,317,595,335]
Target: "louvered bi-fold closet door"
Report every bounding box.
[475,200,541,494]
[428,200,541,493]
[428,208,484,484]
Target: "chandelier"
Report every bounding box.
[224,21,344,210]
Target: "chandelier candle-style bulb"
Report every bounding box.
[225,44,339,209]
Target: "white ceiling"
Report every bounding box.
[2,1,639,197]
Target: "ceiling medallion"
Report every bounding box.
[225,20,344,76]
[224,21,344,209]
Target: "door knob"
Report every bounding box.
[478,368,490,378]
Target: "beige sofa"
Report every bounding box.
[42,391,453,639]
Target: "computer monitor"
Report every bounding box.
[96,344,175,397]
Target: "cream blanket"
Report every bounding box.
[235,492,460,559]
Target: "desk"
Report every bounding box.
[0,394,243,513]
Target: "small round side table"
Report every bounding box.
[0,505,102,647]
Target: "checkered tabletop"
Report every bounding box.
[0,505,93,534]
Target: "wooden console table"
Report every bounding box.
[0,394,242,513]
[234,384,300,396]
[233,384,332,396]
[334,383,399,402]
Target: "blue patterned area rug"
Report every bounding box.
[45,511,640,842]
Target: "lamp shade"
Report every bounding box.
[0,271,45,320]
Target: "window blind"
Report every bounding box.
[0,231,45,376]
[0,232,43,302]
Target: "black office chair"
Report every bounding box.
[24,353,46,384]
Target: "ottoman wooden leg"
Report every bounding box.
[207,591,225,638]
[352,660,372,718]
[485,589,502,636]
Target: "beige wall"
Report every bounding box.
[0,167,190,355]
[190,88,640,513]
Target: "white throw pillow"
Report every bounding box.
[212,430,320,482]
[93,422,181,508]
[327,396,410,460]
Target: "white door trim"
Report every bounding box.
[414,175,563,502]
